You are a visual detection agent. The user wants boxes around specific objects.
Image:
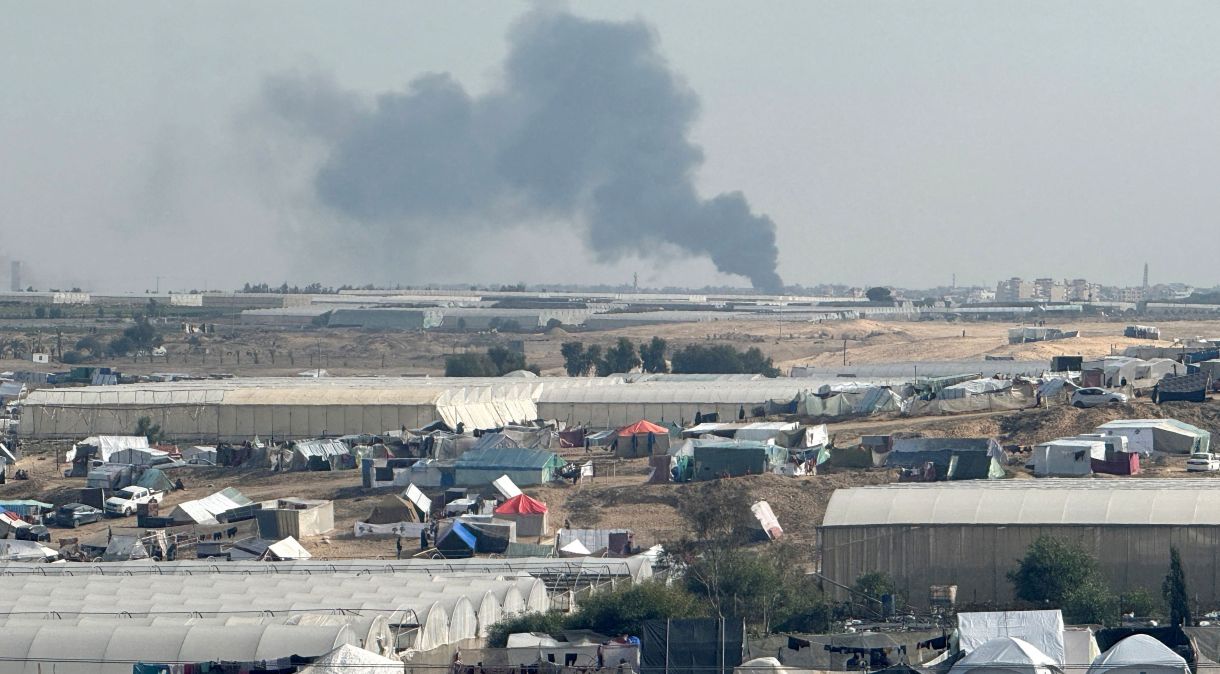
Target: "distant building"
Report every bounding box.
[1067,279,1096,302]
[1033,278,1067,303]
[996,278,1034,302]
[1119,286,1147,303]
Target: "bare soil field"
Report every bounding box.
[3,317,1219,378]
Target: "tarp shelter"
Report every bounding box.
[0,539,57,562]
[297,643,403,674]
[1088,635,1188,674]
[108,446,169,465]
[959,611,1066,665]
[256,498,335,539]
[950,637,1063,674]
[168,487,252,525]
[182,446,218,464]
[1032,440,1107,477]
[136,468,174,493]
[614,420,671,458]
[492,474,523,499]
[403,484,432,518]
[458,516,517,553]
[453,447,564,487]
[641,618,745,674]
[690,440,789,480]
[363,495,421,525]
[559,539,591,557]
[290,439,352,471]
[751,501,783,540]
[1097,420,1211,455]
[436,520,477,558]
[885,438,1007,480]
[67,435,149,464]
[494,494,549,538]
[263,536,312,561]
[1156,373,1209,403]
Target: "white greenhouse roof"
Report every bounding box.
[823,479,1220,527]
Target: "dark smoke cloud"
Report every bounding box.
[265,10,783,292]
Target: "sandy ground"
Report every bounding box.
[4,317,1220,379]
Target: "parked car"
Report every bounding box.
[54,503,103,528]
[104,486,165,517]
[1071,387,1128,408]
[1186,453,1220,472]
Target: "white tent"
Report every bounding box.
[558,539,591,557]
[950,637,1062,674]
[297,643,402,674]
[1032,440,1106,477]
[958,611,1066,665]
[1087,635,1188,674]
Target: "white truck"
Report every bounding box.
[104,486,165,517]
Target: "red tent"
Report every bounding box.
[616,420,668,436]
[494,494,549,515]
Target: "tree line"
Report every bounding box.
[561,337,779,377]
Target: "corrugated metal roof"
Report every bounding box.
[823,479,1220,527]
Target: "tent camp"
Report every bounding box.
[453,447,564,487]
[613,420,671,458]
[950,637,1062,674]
[885,438,1007,480]
[1088,635,1189,674]
[289,439,352,471]
[494,494,549,538]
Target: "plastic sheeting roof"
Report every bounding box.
[823,480,1220,526]
[1090,635,1187,672]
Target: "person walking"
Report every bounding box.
[395,536,403,559]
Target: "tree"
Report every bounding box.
[673,480,755,542]
[1009,535,1118,624]
[444,353,498,377]
[486,612,569,648]
[134,416,163,443]
[671,344,779,377]
[639,337,669,373]
[1164,546,1191,627]
[59,350,85,364]
[486,346,527,375]
[601,337,641,374]
[34,306,46,318]
[75,336,103,359]
[107,336,135,357]
[1009,536,1104,604]
[585,345,604,375]
[123,317,162,351]
[569,581,706,637]
[561,342,589,377]
[866,287,894,302]
[1120,587,1162,618]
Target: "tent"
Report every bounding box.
[614,420,671,458]
[958,611,1066,665]
[436,521,477,558]
[458,516,517,553]
[263,536,312,561]
[1088,635,1188,674]
[1032,440,1107,477]
[453,447,564,487]
[1097,420,1211,455]
[886,438,1007,480]
[690,440,789,480]
[949,637,1062,674]
[297,643,403,674]
[364,495,422,525]
[494,494,549,538]
[136,468,175,492]
[558,539,591,557]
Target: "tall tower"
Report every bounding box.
[9,260,19,292]
[1143,262,1149,289]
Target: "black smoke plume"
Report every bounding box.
[264,10,783,292]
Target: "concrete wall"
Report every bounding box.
[820,524,1220,609]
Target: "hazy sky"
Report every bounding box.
[5,2,1220,292]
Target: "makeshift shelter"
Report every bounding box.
[958,611,1067,665]
[453,447,564,487]
[1156,373,1209,403]
[354,494,427,538]
[886,438,1007,480]
[263,536,312,561]
[1097,420,1211,455]
[136,468,175,493]
[458,516,518,553]
[1032,440,1107,477]
[182,446,218,464]
[290,439,352,471]
[614,419,671,458]
[558,539,591,557]
[690,440,789,480]
[256,498,335,539]
[494,494,550,538]
[1088,634,1189,674]
[108,446,169,465]
[436,520,477,558]
[297,643,403,674]
[950,637,1062,674]
[168,487,252,525]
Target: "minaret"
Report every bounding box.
[1142,262,1149,289]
